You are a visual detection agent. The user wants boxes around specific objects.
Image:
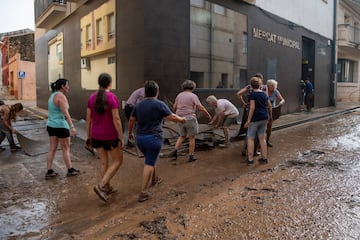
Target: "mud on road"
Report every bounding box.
[1,110,360,239]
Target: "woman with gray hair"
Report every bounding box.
[206,95,239,146]
[168,80,211,162]
[266,79,285,147]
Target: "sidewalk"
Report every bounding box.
[272,102,360,131]
[1,91,359,140]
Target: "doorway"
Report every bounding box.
[301,37,315,106]
[301,37,315,84]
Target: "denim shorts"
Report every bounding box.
[247,120,268,139]
[136,134,163,166]
[178,117,198,136]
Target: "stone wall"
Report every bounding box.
[8,33,35,62]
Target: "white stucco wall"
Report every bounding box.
[255,0,334,39]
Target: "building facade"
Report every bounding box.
[0,29,36,99]
[34,0,335,120]
[337,0,360,102]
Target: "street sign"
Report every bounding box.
[18,71,25,79]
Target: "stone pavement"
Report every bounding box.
[1,92,359,141]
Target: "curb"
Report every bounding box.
[272,107,360,131]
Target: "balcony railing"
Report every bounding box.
[35,0,67,20]
[337,23,360,45]
[35,0,67,29]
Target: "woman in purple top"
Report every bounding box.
[86,73,125,202]
[124,87,145,120]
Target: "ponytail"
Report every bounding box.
[50,78,69,92]
[94,73,112,114]
[94,88,107,114]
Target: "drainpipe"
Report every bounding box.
[209,4,213,87]
[331,0,338,106]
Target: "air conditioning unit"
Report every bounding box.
[81,58,90,69]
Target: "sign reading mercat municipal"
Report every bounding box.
[252,27,300,50]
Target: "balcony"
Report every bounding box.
[337,24,360,48]
[243,0,255,4]
[35,0,67,29]
[235,0,256,4]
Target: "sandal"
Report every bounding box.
[138,191,152,202]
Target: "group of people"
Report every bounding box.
[1,71,300,204]
[299,77,314,112]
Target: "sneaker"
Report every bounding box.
[138,191,152,202]
[10,145,21,152]
[151,176,163,187]
[45,169,58,180]
[188,154,197,162]
[168,149,178,160]
[259,158,268,163]
[247,159,254,165]
[253,151,261,156]
[267,141,273,147]
[94,185,109,202]
[66,168,80,177]
[104,184,118,194]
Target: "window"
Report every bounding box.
[190,0,204,8]
[221,73,228,88]
[242,32,248,54]
[96,18,103,43]
[55,0,66,5]
[108,56,116,64]
[86,24,92,46]
[108,13,115,39]
[214,4,225,15]
[338,59,354,82]
[190,71,204,87]
[80,28,83,50]
[56,43,63,62]
[354,22,360,43]
[344,14,350,24]
[190,0,247,89]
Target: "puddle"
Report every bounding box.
[0,199,49,239]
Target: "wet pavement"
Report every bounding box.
[1,93,360,239]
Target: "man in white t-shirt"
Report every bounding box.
[206,95,239,145]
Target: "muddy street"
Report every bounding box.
[1,109,360,239]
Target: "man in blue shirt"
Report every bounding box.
[304,78,314,113]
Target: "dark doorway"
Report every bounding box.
[301,37,315,84]
[301,37,315,106]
